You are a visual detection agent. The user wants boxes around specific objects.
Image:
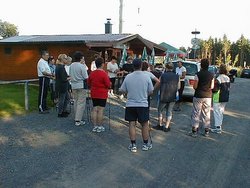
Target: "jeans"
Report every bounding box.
[158,102,175,121]
[58,91,70,114]
[213,102,227,128]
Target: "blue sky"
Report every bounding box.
[1,0,249,48]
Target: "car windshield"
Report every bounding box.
[208,66,218,77]
[173,62,199,76]
[208,66,216,73]
[243,69,250,73]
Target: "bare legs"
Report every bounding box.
[91,106,104,126]
[129,121,149,141]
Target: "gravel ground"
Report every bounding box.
[0,78,249,188]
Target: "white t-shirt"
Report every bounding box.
[176,66,186,81]
[91,61,97,71]
[65,65,70,75]
[107,62,119,78]
[37,58,51,77]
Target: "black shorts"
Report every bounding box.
[110,77,116,90]
[92,98,107,107]
[125,107,149,123]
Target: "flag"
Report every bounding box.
[164,52,169,64]
[119,45,127,68]
[150,47,155,65]
[141,47,148,61]
[173,53,177,60]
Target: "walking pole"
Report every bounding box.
[108,97,111,130]
[86,89,91,123]
[149,127,153,145]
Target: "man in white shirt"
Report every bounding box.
[37,50,53,113]
[174,60,186,111]
[107,56,119,96]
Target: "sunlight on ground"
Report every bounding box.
[153,134,167,143]
[0,135,9,144]
[21,130,70,148]
[0,111,12,118]
[136,167,154,180]
[224,110,250,119]
[0,101,25,118]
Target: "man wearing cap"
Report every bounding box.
[119,58,154,153]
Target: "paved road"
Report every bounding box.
[0,78,249,188]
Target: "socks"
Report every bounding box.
[131,140,136,145]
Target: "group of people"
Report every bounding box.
[37,51,230,153]
[37,51,88,127]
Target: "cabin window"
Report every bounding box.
[4,47,12,54]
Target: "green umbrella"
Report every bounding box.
[119,45,127,68]
[164,52,169,64]
[141,47,148,61]
[150,47,155,65]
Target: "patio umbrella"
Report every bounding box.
[150,47,155,65]
[164,52,169,64]
[119,45,127,68]
[173,53,178,60]
[141,47,148,61]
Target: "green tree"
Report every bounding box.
[212,38,223,65]
[0,19,19,38]
[200,37,213,61]
[232,54,239,67]
[230,42,239,66]
[236,35,250,67]
[221,34,231,64]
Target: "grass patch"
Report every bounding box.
[0,84,39,118]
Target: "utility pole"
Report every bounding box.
[119,0,123,34]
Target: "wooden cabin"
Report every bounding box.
[0,34,166,80]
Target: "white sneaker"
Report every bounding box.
[75,121,86,126]
[211,126,222,134]
[128,143,137,153]
[98,126,105,132]
[92,126,101,133]
[119,94,124,99]
[211,128,222,134]
[142,143,152,151]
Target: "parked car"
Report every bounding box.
[172,60,201,97]
[229,69,237,77]
[240,69,250,78]
[228,69,237,83]
[208,65,218,77]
